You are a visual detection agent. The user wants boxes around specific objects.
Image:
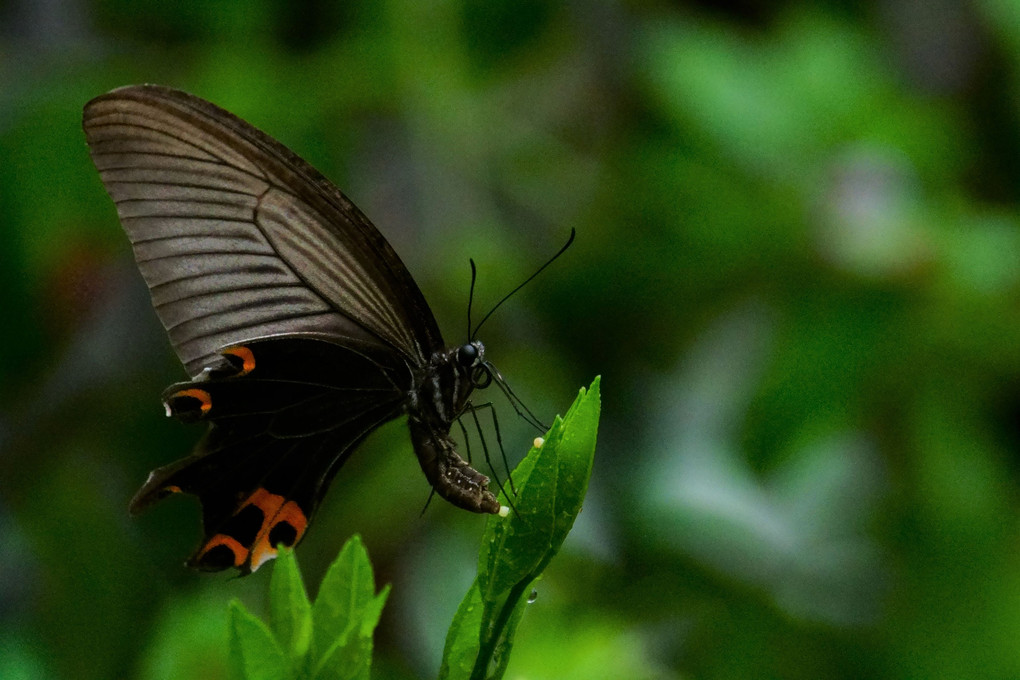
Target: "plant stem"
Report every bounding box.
[468,576,533,680]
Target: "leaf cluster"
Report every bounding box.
[229,537,388,680]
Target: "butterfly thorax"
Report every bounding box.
[406,340,501,514]
[408,340,485,427]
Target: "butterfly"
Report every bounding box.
[83,85,569,574]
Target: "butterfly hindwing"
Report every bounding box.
[130,338,406,573]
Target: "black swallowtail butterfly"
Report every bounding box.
[83,85,570,574]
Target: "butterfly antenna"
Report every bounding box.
[471,228,576,339]
[466,259,479,342]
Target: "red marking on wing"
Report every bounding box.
[172,388,212,414]
[195,534,246,569]
[200,488,310,572]
[222,346,256,376]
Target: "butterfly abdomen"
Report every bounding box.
[407,416,500,514]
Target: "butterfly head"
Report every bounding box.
[456,340,493,389]
[456,339,484,367]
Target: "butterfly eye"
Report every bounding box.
[457,343,479,367]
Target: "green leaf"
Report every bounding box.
[359,585,391,639]
[310,535,376,660]
[484,586,530,680]
[228,600,291,680]
[439,378,601,680]
[438,582,485,680]
[312,585,390,680]
[222,537,389,680]
[308,535,389,680]
[479,377,601,600]
[438,580,529,680]
[313,635,370,680]
[269,546,313,661]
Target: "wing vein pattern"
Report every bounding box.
[83,85,443,376]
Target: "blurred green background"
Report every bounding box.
[3,0,1020,678]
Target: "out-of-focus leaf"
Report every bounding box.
[269,546,312,661]
[310,535,376,661]
[438,582,484,680]
[228,600,291,680]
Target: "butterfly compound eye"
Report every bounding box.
[457,343,479,367]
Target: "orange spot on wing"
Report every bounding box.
[196,534,246,568]
[276,500,308,536]
[239,488,309,572]
[223,346,256,376]
[174,388,212,414]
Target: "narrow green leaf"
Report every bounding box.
[486,589,531,679]
[228,599,291,680]
[532,376,600,576]
[310,586,389,680]
[269,546,313,660]
[440,378,602,680]
[313,634,370,680]
[311,535,375,661]
[438,581,485,680]
[479,378,601,600]
[359,585,391,638]
[309,536,389,680]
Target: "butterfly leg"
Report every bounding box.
[463,402,518,500]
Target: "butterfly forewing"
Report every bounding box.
[83,85,441,375]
